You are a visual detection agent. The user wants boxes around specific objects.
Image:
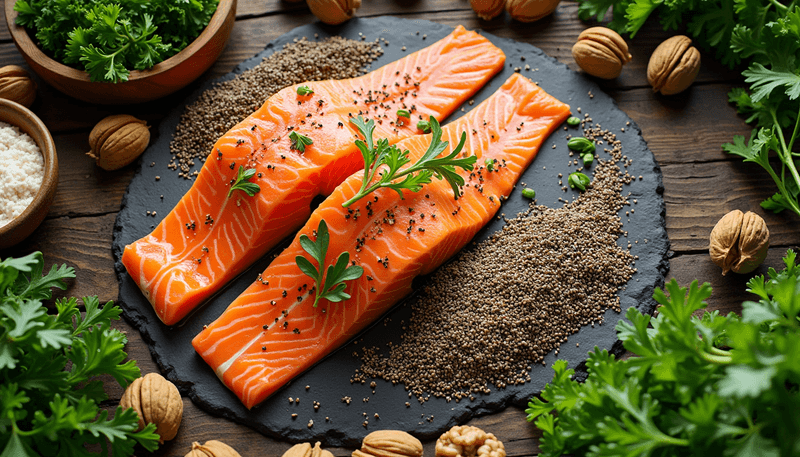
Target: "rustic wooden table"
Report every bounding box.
[2,1,799,455]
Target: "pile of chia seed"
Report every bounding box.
[354,127,636,402]
[169,36,383,178]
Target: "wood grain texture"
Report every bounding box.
[3,1,800,455]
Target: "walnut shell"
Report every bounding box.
[471,0,506,20]
[435,425,505,457]
[353,430,423,457]
[571,27,632,79]
[86,114,150,171]
[120,372,183,443]
[709,210,769,275]
[505,0,560,22]
[0,65,37,108]
[185,440,243,457]
[283,442,334,457]
[647,35,701,95]
[307,0,361,25]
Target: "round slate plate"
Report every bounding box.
[112,17,669,447]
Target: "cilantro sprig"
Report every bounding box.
[576,0,800,219]
[527,249,800,457]
[295,220,364,308]
[343,115,476,208]
[14,0,218,83]
[0,252,160,456]
[228,165,260,198]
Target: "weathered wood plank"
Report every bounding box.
[663,160,800,252]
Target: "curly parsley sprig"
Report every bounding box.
[295,220,364,308]
[343,115,476,208]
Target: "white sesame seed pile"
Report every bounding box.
[168,37,383,178]
[354,130,636,402]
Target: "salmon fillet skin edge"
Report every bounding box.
[192,73,571,409]
[121,26,506,326]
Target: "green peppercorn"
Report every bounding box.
[567,116,581,127]
[568,172,591,191]
[522,188,536,199]
[568,137,595,156]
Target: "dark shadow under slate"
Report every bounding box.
[112,16,670,447]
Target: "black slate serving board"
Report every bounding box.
[112,17,669,447]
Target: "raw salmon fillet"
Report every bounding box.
[121,26,505,325]
[192,74,571,408]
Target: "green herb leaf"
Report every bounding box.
[289,131,314,152]
[566,116,581,127]
[397,109,410,118]
[296,220,364,308]
[417,120,431,133]
[527,248,800,457]
[227,166,260,198]
[342,116,476,208]
[0,252,159,455]
[568,171,591,191]
[567,137,595,155]
[296,85,314,96]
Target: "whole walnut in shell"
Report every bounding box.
[572,27,632,79]
[307,0,361,25]
[283,441,334,457]
[0,65,37,108]
[120,372,183,443]
[435,425,505,457]
[505,0,560,22]
[353,430,423,457]
[471,0,506,20]
[185,440,243,457]
[87,114,150,171]
[709,209,769,275]
[647,35,700,95]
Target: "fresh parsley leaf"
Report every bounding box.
[228,165,260,198]
[296,219,364,308]
[343,116,476,208]
[289,131,314,152]
[296,85,314,96]
[417,120,431,133]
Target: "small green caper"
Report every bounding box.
[568,137,595,155]
[567,116,581,127]
[522,188,536,199]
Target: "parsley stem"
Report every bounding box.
[709,346,731,357]
[771,109,800,216]
[700,351,732,364]
[767,0,788,11]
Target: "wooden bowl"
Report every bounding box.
[0,98,57,250]
[4,0,237,105]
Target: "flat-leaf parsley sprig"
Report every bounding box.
[296,220,364,308]
[228,166,260,197]
[343,115,476,208]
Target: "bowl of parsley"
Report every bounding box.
[4,0,236,105]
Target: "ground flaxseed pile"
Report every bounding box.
[169,37,382,178]
[354,130,636,401]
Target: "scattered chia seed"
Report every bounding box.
[169,37,382,178]
[354,127,636,401]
